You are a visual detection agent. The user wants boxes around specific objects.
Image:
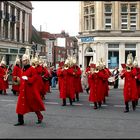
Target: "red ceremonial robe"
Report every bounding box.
[16,65,45,115]
[121,68,138,102]
[12,64,22,92]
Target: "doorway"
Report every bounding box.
[85,56,93,68]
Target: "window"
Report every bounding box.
[84,8,88,15]
[90,6,94,14]
[108,44,119,48]
[125,44,136,48]
[121,4,128,13]
[105,4,112,13]
[90,15,95,30]
[105,15,111,29]
[84,16,89,30]
[17,9,20,21]
[121,14,128,29]
[22,11,25,23]
[108,51,119,69]
[130,14,136,30]
[130,4,136,13]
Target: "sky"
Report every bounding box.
[31,1,80,36]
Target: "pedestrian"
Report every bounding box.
[112,67,119,89]
[14,49,46,126]
[51,68,57,88]
[12,55,22,96]
[120,53,138,113]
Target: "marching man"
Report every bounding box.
[120,53,138,113]
[14,48,46,126]
[12,55,22,96]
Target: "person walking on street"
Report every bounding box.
[14,49,46,126]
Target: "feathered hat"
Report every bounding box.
[59,58,64,67]
[15,55,20,64]
[72,56,77,65]
[22,46,30,61]
[89,57,93,66]
[43,61,47,67]
[34,52,39,63]
[0,56,6,65]
[30,54,35,65]
[126,53,133,66]
[133,56,138,67]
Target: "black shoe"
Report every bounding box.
[14,122,24,126]
[36,120,42,124]
[94,106,98,109]
[61,103,66,106]
[124,109,129,113]
[86,88,89,94]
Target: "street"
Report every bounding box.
[0,85,140,138]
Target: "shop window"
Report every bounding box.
[108,51,119,69]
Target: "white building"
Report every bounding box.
[78,1,140,88]
[0,1,32,65]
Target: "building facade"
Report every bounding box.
[0,1,32,65]
[78,1,140,70]
[78,1,140,88]
[40,31,79,68]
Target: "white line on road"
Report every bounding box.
[0,99,15,102]
[113,105,125,108]
[45,102,59,105]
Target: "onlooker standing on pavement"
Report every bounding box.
[51,67,57,88]
[112,67,119,89]
[14,49,46,126]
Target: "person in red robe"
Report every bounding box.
[34,56,45,100]
[42,62,51,95]
[14,50,46,126]
[72,64,83,102]
[101,63,112,104]
[12,55,22,96]
[0,56,9,95]
[133,56,140,106]
[57,59,73,106]
[120,53,138,113]
[89,62,108,109]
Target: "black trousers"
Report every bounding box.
[18,114,24,124]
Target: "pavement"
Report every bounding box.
[0,85,140,138]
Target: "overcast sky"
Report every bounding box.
[31,1,80,36]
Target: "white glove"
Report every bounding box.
[22,76,28,80]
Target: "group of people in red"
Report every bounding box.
[1,47,140,126]
[57,55,83,106]
[0,47,53,126]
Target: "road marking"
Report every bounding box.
[0,99,15,102]
[4,103,16,106]
[90,104,108,107]
[45,101,59,105]
[114,105,125,108]
[71,103,83,106]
